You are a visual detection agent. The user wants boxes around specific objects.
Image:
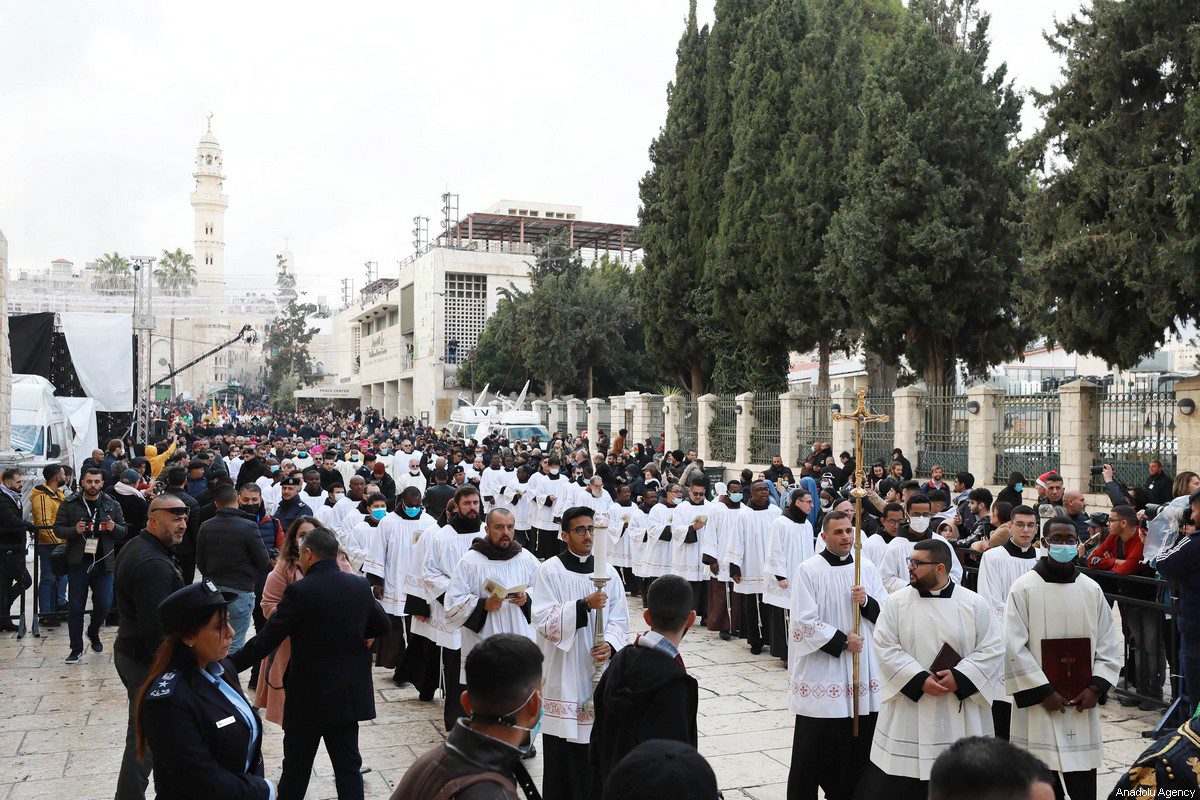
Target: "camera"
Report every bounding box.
[1089,463,1112,477]
[1144,503,1162,521]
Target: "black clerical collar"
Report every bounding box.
[818,549,853,567]
[545,473,561,481]
[687,499,705,506]
[448,516,482,535]
[1033,559,1078,583]
[917,580,955,598]
[1003,540,1036,559]
[747,501,771,512]
[616,500,633,507]
[557,550,594,574]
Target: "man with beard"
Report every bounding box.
[444,507,539,746]
[420,485,485,731]
[726,480,782,655]
[857,539,1002,800]
[670,478,713,625]
[877,494,962,594]
[332,475,368,530]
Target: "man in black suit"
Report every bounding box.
[230,527,390,800]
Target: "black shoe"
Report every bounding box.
[718,632,733,641]
[66,649,83,664]
[520,745,537,760]
[1139,699,1163,712]
[0,622,19,632]
[87,631,103,653]
[1119,695,1141,708]
[38,616,60,628]
[750,646,764,655]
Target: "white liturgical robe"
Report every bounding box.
[976,541,1039,705]
[726,504,782,595]
[605,501,641,570]
[788,550,887,718]
[532,550,630,744]
[703,502,741,582]
[765,513,816,609]
[401,523,440,645]
[671,499,714,582]
[637,502,676,579]
[877,532,962,593]
[871,580,1003,780]
[419,521,485,650]
[444,547,539,680]
[1004,564,1122,774]
[366,510,439,616]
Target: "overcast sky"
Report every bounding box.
[0,0,1084,305]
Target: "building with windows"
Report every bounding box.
[315,200,639,424]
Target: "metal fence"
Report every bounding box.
[859,391,896,468]
[917,390,969,476]
[647,403,666,451]
[795,391,833,465]
[709,393,737,463]
[677,397,699,454]
[1090,387,1178,491]
[594,401,609,437]
[750,391,781,464]
[995,391,1060,483]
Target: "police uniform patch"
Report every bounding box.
[146,670,180,700]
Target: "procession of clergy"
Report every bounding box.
[362,453,1117,800]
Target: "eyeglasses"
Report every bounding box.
[568,525,595,536]
[155,506,190,517]
[906,558,938,568]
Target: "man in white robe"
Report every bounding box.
[637,484,680,604]
[866,502,903,567]
[396,457,427,496]
[703,481,742,640]
[420,485,485,731]
[605,485,642,597]
[394,502,443,700]
[877,493,962,593]
[478,455,508,513]
[528,455,571,560]
[765,488,817,660]
[671,478,713,623]
[329,475,367,530]
[298,469,328,515]
[1004,521,1122,800]
[727,479,781,655]
[364,486,438,679]
[532,505,630,800]
[859,538,1003,800]
[976,503,1040,739]
[444,508,538,684]
[340,493,387,574]
[788,509,886,800]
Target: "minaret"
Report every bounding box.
[190,114,228,295]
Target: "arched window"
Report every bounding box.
[206,155,213,165]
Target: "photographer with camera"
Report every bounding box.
[54,466,129,664]
[1101,461,1174,511]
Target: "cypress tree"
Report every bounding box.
[1024,0,1200,367]
[825,0,1029,392]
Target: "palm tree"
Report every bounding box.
[91,252,132,293]
[155,248,197,296]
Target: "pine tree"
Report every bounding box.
[636,1,716,396]
[1024,0,1200,367]
[825,1,1029,392]
[263,254,319,409]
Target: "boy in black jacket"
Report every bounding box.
[589,574,699,797]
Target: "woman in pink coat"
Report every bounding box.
[254,516,352,725]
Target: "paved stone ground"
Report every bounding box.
[0,593,1160,799]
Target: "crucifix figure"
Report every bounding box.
[832,387,890,735]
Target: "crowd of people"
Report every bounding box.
[3,400,1200,799]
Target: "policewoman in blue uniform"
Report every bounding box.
[134,581,276,799]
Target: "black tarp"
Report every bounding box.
[9,312,54,378]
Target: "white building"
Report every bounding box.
[307,200,638,423]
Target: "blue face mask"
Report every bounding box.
[402,506,421,519]
[371,508,387,521]
[299,452,308,458]
[269,465,280,474]
[511,691,544,755]
[1014,483,1024,492]
[729,492,743,503]
[1048,543,1077,563]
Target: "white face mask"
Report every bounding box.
[549,468,560,476]
[909,516,931,534]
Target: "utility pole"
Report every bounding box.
[364,260,378,285]
[412,216,429,253]
[341,277,354,308]
[131,255,156,444]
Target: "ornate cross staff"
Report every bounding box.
[832,387,890,736]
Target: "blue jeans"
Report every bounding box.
[218,588,254,652]
[68,562,114,652]
[35,544,67,615]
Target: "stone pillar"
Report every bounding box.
[383,380,399,420]
[531,399,549,427]
[632,393,663,444]
[1059,380,1101,491]
[832,388,857,458]
[566,399,585,436]
[966,385,1004,485]
[586,398,603,441]
[697,394,717,463]
[370,382,384,412]
[0,230,9,450]
[663,394,684,454]
[736,392,755,466]
[608,395,627,436]
[1176,377,1200,475]
[779,392,802,467]
[893,385,927,466]
[360,385,371,411]
[548,399,566,432]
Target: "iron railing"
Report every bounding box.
[1090,386,1178,492]
[795,390,833,466]
[647,404,666,451]
[709,393,737,463]
[750,391,781,464]
[859,391,896,468]
[995,391,1060,483]
[917,390,969,476]
[676,397,699,454]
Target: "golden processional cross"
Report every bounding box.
[831,387,890,736]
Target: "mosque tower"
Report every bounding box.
[190,114,228,295]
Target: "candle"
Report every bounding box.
[593,525,608,576]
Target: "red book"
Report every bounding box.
[929,643,962,674]
[1041,638,1092,700]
